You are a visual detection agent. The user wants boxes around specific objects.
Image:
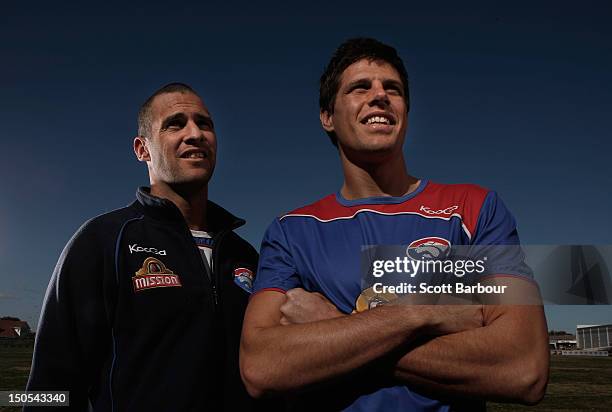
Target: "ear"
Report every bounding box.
[320,110,334,133]
[134,136,150,162]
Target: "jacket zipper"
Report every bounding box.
[210,283,219,307]
[183,222,218,312]
[210,230,229,310]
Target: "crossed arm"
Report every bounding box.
[392,304,549,403]
[239,277,549,404]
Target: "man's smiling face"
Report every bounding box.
[321,59,408,163]
[139,91,217,188]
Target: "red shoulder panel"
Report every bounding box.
[279,182,490,239]
[419,182,489,238]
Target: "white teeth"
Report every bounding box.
[187,152,205,158]
[366,116,391,125]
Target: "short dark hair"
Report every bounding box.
[319,38,410,146]
[137,82,198,138]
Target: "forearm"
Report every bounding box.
[240,300,426,396]
[393,305,549,404]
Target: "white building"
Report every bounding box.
[576,324,612,351]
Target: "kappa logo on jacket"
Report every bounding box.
[129,243,167,256]
[133,257,182,292]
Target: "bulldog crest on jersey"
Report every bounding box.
[133,257,182,292]
[406,237,451,260]
[233,267,254,294]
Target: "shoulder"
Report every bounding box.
[88,203,140,225]
[418,181,499,241]
[424,182,520,243]
[421,181,490,206]
[257,195,340,247]
[423,182,511,221]
[225,231,258,260]
[66,203,142,250]
[421,181,492,214]
[279,194,340,222]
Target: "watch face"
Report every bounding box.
[355,286,397,313]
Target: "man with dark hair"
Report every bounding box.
[27,83,263,411]
[240,38,549,411]
[319,38,410,147]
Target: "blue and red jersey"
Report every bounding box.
[254,180,530,411]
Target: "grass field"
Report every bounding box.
[489,356,612,411]
[0,342,34,412]
[1,347,611,411]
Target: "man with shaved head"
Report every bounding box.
[27,83,265,411]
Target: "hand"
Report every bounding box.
[391,290,483,335]
[280,288,344,325]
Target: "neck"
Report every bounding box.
[339,149,419,200]
[150,182,209,230]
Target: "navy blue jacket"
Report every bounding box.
[26,188,265,411]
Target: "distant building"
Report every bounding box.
[0,317,32,338]
[559,349,609,357]
[576,324,612,351]
[549,331,577,350]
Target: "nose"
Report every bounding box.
[369,81,390,107]
[184,119,205,144]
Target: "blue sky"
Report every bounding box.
[1,1,611,332]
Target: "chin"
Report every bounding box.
[172,173,213,189]
[367,140,398,151]
[361,138,401,155]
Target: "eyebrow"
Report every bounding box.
[160,113,187,130]
[344,78,371,91]
[194,113,214,128]
[159,112,214,130]
[344,78,404,94]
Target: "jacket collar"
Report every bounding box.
[135,187,245,232]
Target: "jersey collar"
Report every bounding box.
[335,179,428,207]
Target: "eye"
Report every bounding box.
[348,82,370,93]
[165,119,185,131]
[197,119,214,131]
[385,83,404,96]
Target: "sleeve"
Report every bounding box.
[470,191,533,279]
[252,218,302,294]
[25,221,111,411]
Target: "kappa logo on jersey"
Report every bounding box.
[133,257,182,292]
[233,267,254,294]
[129,243,167,256]
[419,205,459,215]
[406,237,451,260]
